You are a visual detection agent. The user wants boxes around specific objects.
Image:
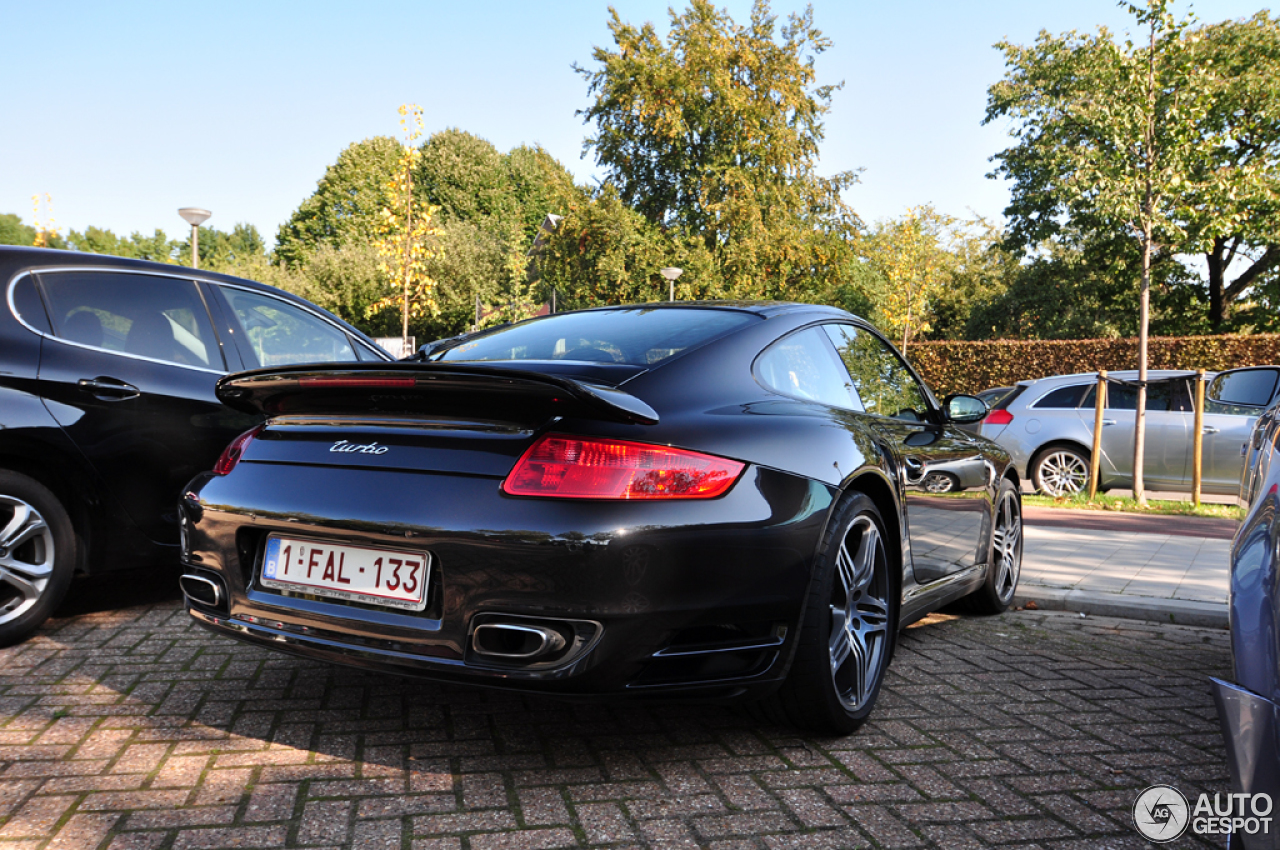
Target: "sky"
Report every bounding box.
[1,0,1268,247]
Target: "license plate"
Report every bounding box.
[260,536,430,612]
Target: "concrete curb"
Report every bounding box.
[1015,585,1228,630]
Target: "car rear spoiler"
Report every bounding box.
[215,363,659,426]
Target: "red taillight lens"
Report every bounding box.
[213,425,264,476]
[984,408,1014,426]
[503,434,745,500]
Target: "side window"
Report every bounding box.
[823,324,930,422]
[1209,369,1280,413]
[1081,381,1183,412]
[10,276,52,334]
[215,287,355,368]
[38,271,221,369]
[1031,384,1090,409]
[755,327,857,410]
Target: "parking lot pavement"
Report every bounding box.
[1017,509,1233,629]
[0,586,1233,849]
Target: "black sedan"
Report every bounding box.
[0,246,391,646]
[179,303,1021,733]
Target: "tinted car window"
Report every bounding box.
[39,271,220,369]
[438,308,756,366]
[756,328,857,409]
[823,324,929,422]
[217,286,355,367]
[1032,384,1090,409]
[1080,378,1190,412]
[10,276,51,334]
[1211,369,1280,409]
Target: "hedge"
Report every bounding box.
[908,334,1280,397]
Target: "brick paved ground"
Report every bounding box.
[0,578,1233,849]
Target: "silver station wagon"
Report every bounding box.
[978,367,1280,496]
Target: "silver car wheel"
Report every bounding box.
[829,514,890,712]
[1037,450,1088,495]
[922,471,957,494]
[990,488,1022,604]
[0,496,55,626]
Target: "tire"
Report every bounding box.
[0,472,76,647]
[961,478,1022,614]
[922,471,959,494]
[753,492,896,735]
[1031,445,1090,496]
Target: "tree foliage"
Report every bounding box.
[370,105,442,342]
[568,0,860,302]
[0,214,38,247]
[857,207,957,351]
[175,223,265,269]
[987,0,1214,503]
[275,136,401,267]
[987,5,1280,331]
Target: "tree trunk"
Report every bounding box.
[1207,237,1226,331]
[1133,10,1155,509]
[1134,226,1151,507]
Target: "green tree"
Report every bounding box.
[416,129,518,231]
[65,226,176,261]
[176,223,264,270]
[988,7,1280,333]
[1184,12,1280,328]
[275,136,401,267]
[575,0,860,300]
[963,234,1203,340]
[857,207,958,351]
[0,214,36,246]
[929,218,1020,341]
[987,0,1213,503]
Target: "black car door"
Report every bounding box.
[822,324,990,584]
[32,269,255,545]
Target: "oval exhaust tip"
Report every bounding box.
[180,574,223,608]
[471,623,567,659]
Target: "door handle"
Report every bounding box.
[1101,419,1116,426]
[1201,426,1220,435]
[78,377,140,400]
[902,456,926,484]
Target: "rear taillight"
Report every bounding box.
[503,434,745,500]
[213,425,264,476]
[984,408,1014,426]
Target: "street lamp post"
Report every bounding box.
[178,208,212,269]
[660,267,683,301]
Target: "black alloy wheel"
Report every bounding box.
[962,478,1023,614]
[753,492,895,735]
[0,472,76,647]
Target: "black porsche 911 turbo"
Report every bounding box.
[179,302,1021,734]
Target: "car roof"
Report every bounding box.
[1016,369,1200,386]
[566,300,859,321]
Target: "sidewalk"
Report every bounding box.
[1014,505,1235,628]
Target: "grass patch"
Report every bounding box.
[1022,492,1245,520]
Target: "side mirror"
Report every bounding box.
[944,394,988,424]
[1207,367,1280,409]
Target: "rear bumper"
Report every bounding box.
[181,461,835,698]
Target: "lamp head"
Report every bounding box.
[178,207,212,227]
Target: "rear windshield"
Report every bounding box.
[437,308,757,367]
